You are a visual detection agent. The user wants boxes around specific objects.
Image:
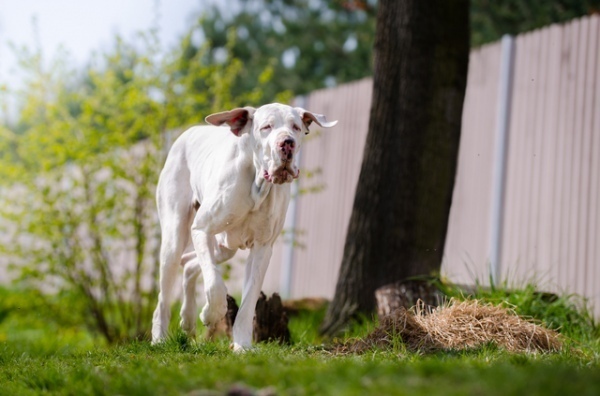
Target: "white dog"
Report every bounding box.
[151,103,336,351]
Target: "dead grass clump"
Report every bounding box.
[341,298,562,354]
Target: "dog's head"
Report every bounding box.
[205,103,337,185]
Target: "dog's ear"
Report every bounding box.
[295,108,338,134]
[205,107,256,136]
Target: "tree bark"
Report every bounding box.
[321,0,469,335]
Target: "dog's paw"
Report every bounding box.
[231,342,255,353]
[150,334,166,346]
[200,302,227,327]
[205,317,230,341]
[151,322,168,345]
[179,317,196,338]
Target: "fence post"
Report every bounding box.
[489,35,516,286]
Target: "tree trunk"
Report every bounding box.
[321,0,469,335]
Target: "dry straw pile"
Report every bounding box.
[342,298,562,354]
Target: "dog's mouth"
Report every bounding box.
[263,161,299,185]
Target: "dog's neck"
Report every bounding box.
[238,133,274,211]
[251,175,272,211]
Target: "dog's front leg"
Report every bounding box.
[232,244,273,352]
[190,223,228,335]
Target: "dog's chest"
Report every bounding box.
[218,189,289,250]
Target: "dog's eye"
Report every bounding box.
[260,125,272,132]
[292,124,301,132]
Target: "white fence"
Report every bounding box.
[262,15,600,316]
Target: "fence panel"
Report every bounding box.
[264,16,600,317]
[499,17,600,309]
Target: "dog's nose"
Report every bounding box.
[281,138,295,149]
[279,138,296,160]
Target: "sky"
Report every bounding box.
[0,0,209,87]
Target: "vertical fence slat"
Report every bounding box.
[589,16,600,308]
[562,20,579,289]
[582,16,599,299]
[489,35,515,284]
[570,18,588,293]
[536,25,561,284]
[549,23,568,287]
[554,21,573,289]
[503,31,530,279]
[530,28,547,279]
[529,30,550,280]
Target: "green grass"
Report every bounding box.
[1,337,599,395]
[1,284,599,395]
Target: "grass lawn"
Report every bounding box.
[1,286,599,395]
[1,337,599,395]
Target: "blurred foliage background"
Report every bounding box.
[0,0,599,344]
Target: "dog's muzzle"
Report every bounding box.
[263,165,299,185]
[263,138,299,184]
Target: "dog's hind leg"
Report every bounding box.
[151,186,194,344]
[178,235,236,338]
[179,251,201,337]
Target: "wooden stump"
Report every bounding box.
[375,279,445,318]
[213,292,291,345]
[253,292,291,344]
